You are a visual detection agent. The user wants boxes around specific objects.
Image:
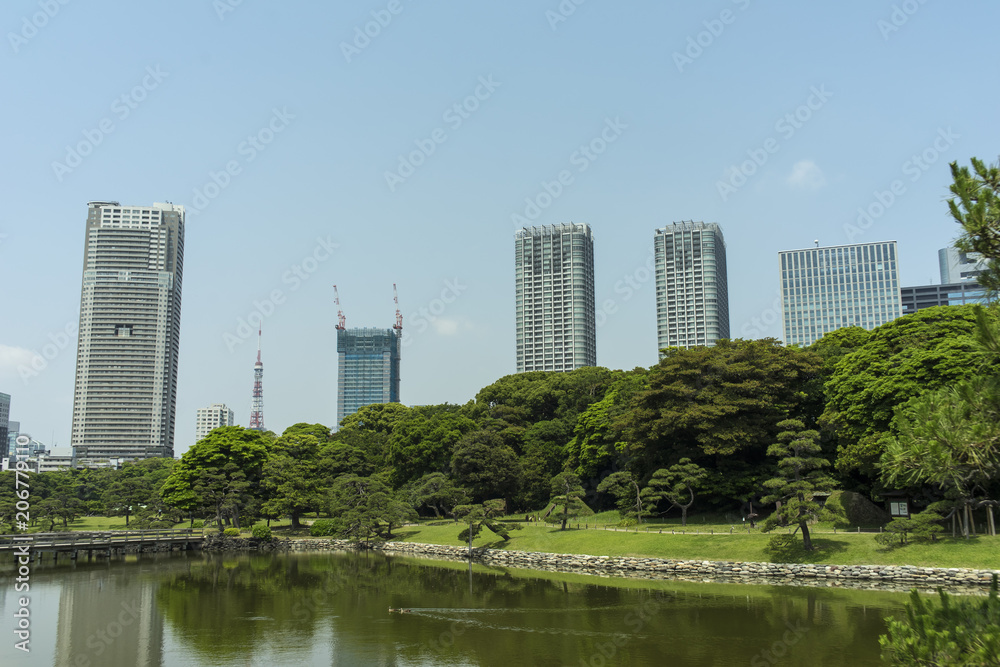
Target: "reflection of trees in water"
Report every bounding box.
[154,552,898,665]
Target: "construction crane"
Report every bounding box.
[393,283,402,330]
[333,284,346,330]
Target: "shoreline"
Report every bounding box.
[278,538,1000,594]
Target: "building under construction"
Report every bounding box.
[334,286,402,426]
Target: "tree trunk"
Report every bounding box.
[290,513,301,530]
[987,505,996,537]
[800,521,813,551]
[681,506,688,527]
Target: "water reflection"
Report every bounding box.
[0,551,906,666]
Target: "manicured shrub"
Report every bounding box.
[223,528,240,537]
[310,519,338,537]
[251,524,273,541]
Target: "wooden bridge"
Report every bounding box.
[0,529,204,562]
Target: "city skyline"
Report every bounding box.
[2,3,996,455]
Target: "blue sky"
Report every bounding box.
[1,1,995,455]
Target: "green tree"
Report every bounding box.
[622,339,822,494]
[261,433,323,529]
[597,471,643,523]
[880,375,1000,538]
[450,431,521,507]
[386,410,477,487]
[161,426,270,531]
[642,458,708,526]
[454,500,517,554]
[325,474,414,543]
[947,157,1000,294]
[760,419,837,551]
[549,472,588,530]
[880,576,1000,665]
[821,305,997,479]
[408,472,469,518]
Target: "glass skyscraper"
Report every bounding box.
[654,221,730,353]
[515,223,596,372]
[336,327,401,424]
[779,241,902,347]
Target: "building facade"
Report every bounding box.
[900,282,986,316]
[5,420,18,460]
[0,393,9,460]
[654,221,730,353]
[195,404,235,442]
[514,223,596,372]
[336,328,401,424]
[939,247,986,284]
[70,201,185,462]
[780,241,902,347]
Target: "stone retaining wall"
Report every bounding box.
[280,538,1000,593]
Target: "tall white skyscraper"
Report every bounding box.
[71,201,185,462]
[195,404,235,442]
[654,221,730,353]
[515,223,596,372]
[780,241,901,347]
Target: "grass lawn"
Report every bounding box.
[393,520,1000,570]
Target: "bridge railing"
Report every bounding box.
[0,528,199,548]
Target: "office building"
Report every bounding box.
[195,403,235,442]
[514,223,596,372]
[337,328,401,424]
[5,420,18,460]
[939,247,986,284]
[780,241,902,347]
[654,221,730,352]
[900,282,985,316]
[70,201,185,462]
[0,393,9,459]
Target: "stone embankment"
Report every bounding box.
[202,534,290,552]
[278,538,999,594]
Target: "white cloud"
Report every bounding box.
[0,344,37,378]
[786,159,826,190]
[430,317,474,336]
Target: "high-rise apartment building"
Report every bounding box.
[779,241,901,347]
[0,393,9,460]
[195,403,235,442]
[654,222,730,353]
[5,420,18,460]
[939,247,986,284]
[514,223,596,372]
[70,201,185,462]
[336,328,401,424]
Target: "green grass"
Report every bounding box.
[393,521,1000,570]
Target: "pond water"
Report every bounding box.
[0,550,910,666]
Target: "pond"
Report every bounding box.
[0,550,910,666]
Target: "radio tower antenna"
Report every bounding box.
[333,285,346,330]
[249,327,265,431]
[393,283,402,330]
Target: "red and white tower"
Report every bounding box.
[249,327,265,431]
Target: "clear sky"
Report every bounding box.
[1,1,996,456]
